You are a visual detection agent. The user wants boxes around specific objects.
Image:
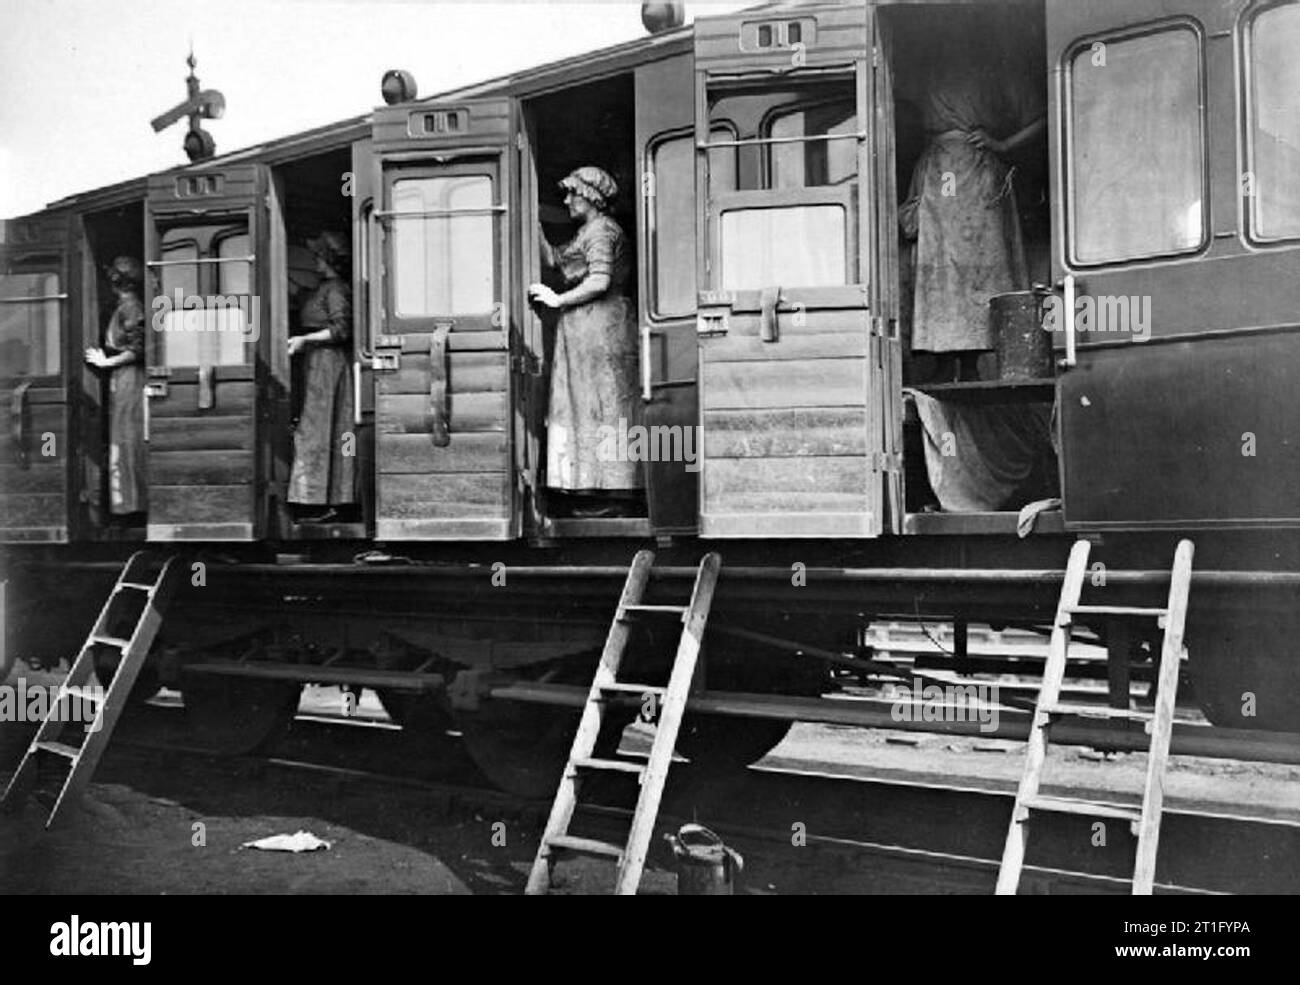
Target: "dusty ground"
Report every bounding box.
[2,660,1297,894]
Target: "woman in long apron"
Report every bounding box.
[287,231,357,522]
[85,256,147,518]
[900,45,1045,382]
[528,166,643,518]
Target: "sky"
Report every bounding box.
[0,0,750,218]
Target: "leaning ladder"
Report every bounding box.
[526,550,721,895]
[996,538,1194,895]
[2,551,178,827]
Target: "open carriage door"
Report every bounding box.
[0,212,71,542]
[370,97,516,540]
[1051,0,1300,528]
[694,4,885,538]
[144,164,267,541]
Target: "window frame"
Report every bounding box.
[0,262,64,381]
[1062,18,1211,269]
[152,220,253,367]
[1239,0,1300,248]
[760,93,859,190]
[645,121,739,321]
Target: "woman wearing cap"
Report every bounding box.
[528,166,643,517]
[286,231,356,522]
[85,256,147,517]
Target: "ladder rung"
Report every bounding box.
[573,757,645,775]
[118,581,155,592]
[1041,703,1154,722]
[620,604,687,616]
[89,634,131,649]
[35,740,82,760]
[1066,605,1168,619]
[546,834,624,859]
[598,682,667,696]
[58,687,102,706]
[1023,795,1142,823]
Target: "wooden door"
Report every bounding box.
[144,164,266,541]
[0,211,71,542]
[372,98,516,540]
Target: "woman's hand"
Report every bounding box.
[528,283,562,310]
[287,335,309,358]
[84,346,108,369]
[965,128,1008,156]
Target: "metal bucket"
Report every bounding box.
[990,289,1055,381]
[666,824,743,895]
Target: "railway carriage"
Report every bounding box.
[3,0,1299,795]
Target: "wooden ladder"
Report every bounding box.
[526,550,721,896]
[2,551,178,827]
[996,538,1194,895]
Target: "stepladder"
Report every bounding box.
[1,551,178,827]
[526,550,722,895]
[996,539,1194,895]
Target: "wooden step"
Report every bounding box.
[547,835,624,859]
[620,604,687,620]
[56,687,102,706]
[89,634,131,649]
[1024,795,1142,823]
[573,757,644,775]
[598,682,667,696]
[1066,605,1167,620]
[35,740,81,760]
[118,582,156,592]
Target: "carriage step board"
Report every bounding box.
[997,539,1193,896]
[1,551,178,828]
[526,550,722,896]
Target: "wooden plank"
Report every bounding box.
[702,357,865,410]
[378,351,508,396]
[0,493,64,527]
[0,463,65,495]
[704,456,869,514]
[150,483,252,524]
[701,332,869,362]
[395,332,507,354]
[0,405,66,436]
[715,309,869,338]
[149,381,255,418]
[376,392,507,434]
[150,449,254,486]
[378,431,508,474]
[149,415,253,453]
[704,407,867,458]
[378,472,510,519]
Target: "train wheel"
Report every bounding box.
[458,700,580,799]
[92,647,163,709]
[675,717,794,772]
[1186,608,1300,732]
[376,690,456,737]
[183,676,301,755]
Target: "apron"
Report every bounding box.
[105,296,147,514]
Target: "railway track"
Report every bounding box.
[20,699,1294,895]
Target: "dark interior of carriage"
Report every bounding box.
[80,202,146,534]
[881,3,1061,523]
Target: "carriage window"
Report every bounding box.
[156,229,248,367]
[1245,2,1300,242]
[0,271,61,377]
[1067,27,1205,264]
[769,99,858,189]
[650,128,737,318]
[392,175,495,317]
[719,204,847,290]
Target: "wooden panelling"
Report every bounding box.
[379,472,511,519]
[704,456,869,514]
[378,432,508,474]
[0,462,65,494]
[149,415,253,453]
[0,493,65,527]
[378,351,508,396]
[695,5,867,74]
[148,381,255,418]
[377,391,508,434]
[705,407,867,458]
[150,449,253,486]
[702,357,865,410]
[372,98,511,151]
[702,333,868,362]
[394,332,507,354]
[150,483,252,524]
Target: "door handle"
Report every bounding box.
[428,321,453,447]
[10,381,31,468]
[1062,273,1077,368]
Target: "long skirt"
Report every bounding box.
[289,344,357,505]
[108,363,147,514]
[907,133,1029,353]
[547,294,642,491]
